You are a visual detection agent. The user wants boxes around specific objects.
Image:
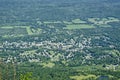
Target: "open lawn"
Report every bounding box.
[41,62,55,68]
[64,24,95,29]
[44,21,62,24]
[26,27,33,35]
[0,26,42,37]
[70,75,97,80]
[0,26,14,29]
[63,21,72,24]
[99,24,111,28]
[0,26,28,37]
[0,26,28,28]
[88,17,119,25]
[72,19,87,24]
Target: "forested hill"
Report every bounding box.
[0,0,120,25]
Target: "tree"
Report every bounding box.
[20,72,33,80]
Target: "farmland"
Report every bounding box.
[0,26,42,37]
[72,19,87,24]
[64,24,95,29]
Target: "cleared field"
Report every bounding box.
[64,24,95,29]
[88,17,119,25]
[41,62,55,68]
[63,21,72,24]
[0,26,13,29]
[0,26,42,37]
[3,34,24,38]
[26,27,33,35]
[14,28,28,34]
[26,26,42,35]
[70,65,110,80]
[0,26,27,28]
[0,26,34,37]
[44,21,62,24]
[0,27,27,36]
[72,19,87,24]
[70,75,97,80]
[72,65,104,71]
[99,24,111,28]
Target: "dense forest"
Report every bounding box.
[0,0,120,80]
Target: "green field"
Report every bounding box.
[99,24,112,28]
[0,26,14,29]
[41,62,55,68]
[0,26,28,28]
[0,26,42,37]
[70,74,97,80]
[0,26,28,37]
[72,19,87,24]
[64,24,95,29]
[70,65,120,80]
[26,27,33,35]
[44,21,62,24]
[88,17,119,25]
[63,21,72,24]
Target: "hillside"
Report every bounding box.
[0,0,120,80]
